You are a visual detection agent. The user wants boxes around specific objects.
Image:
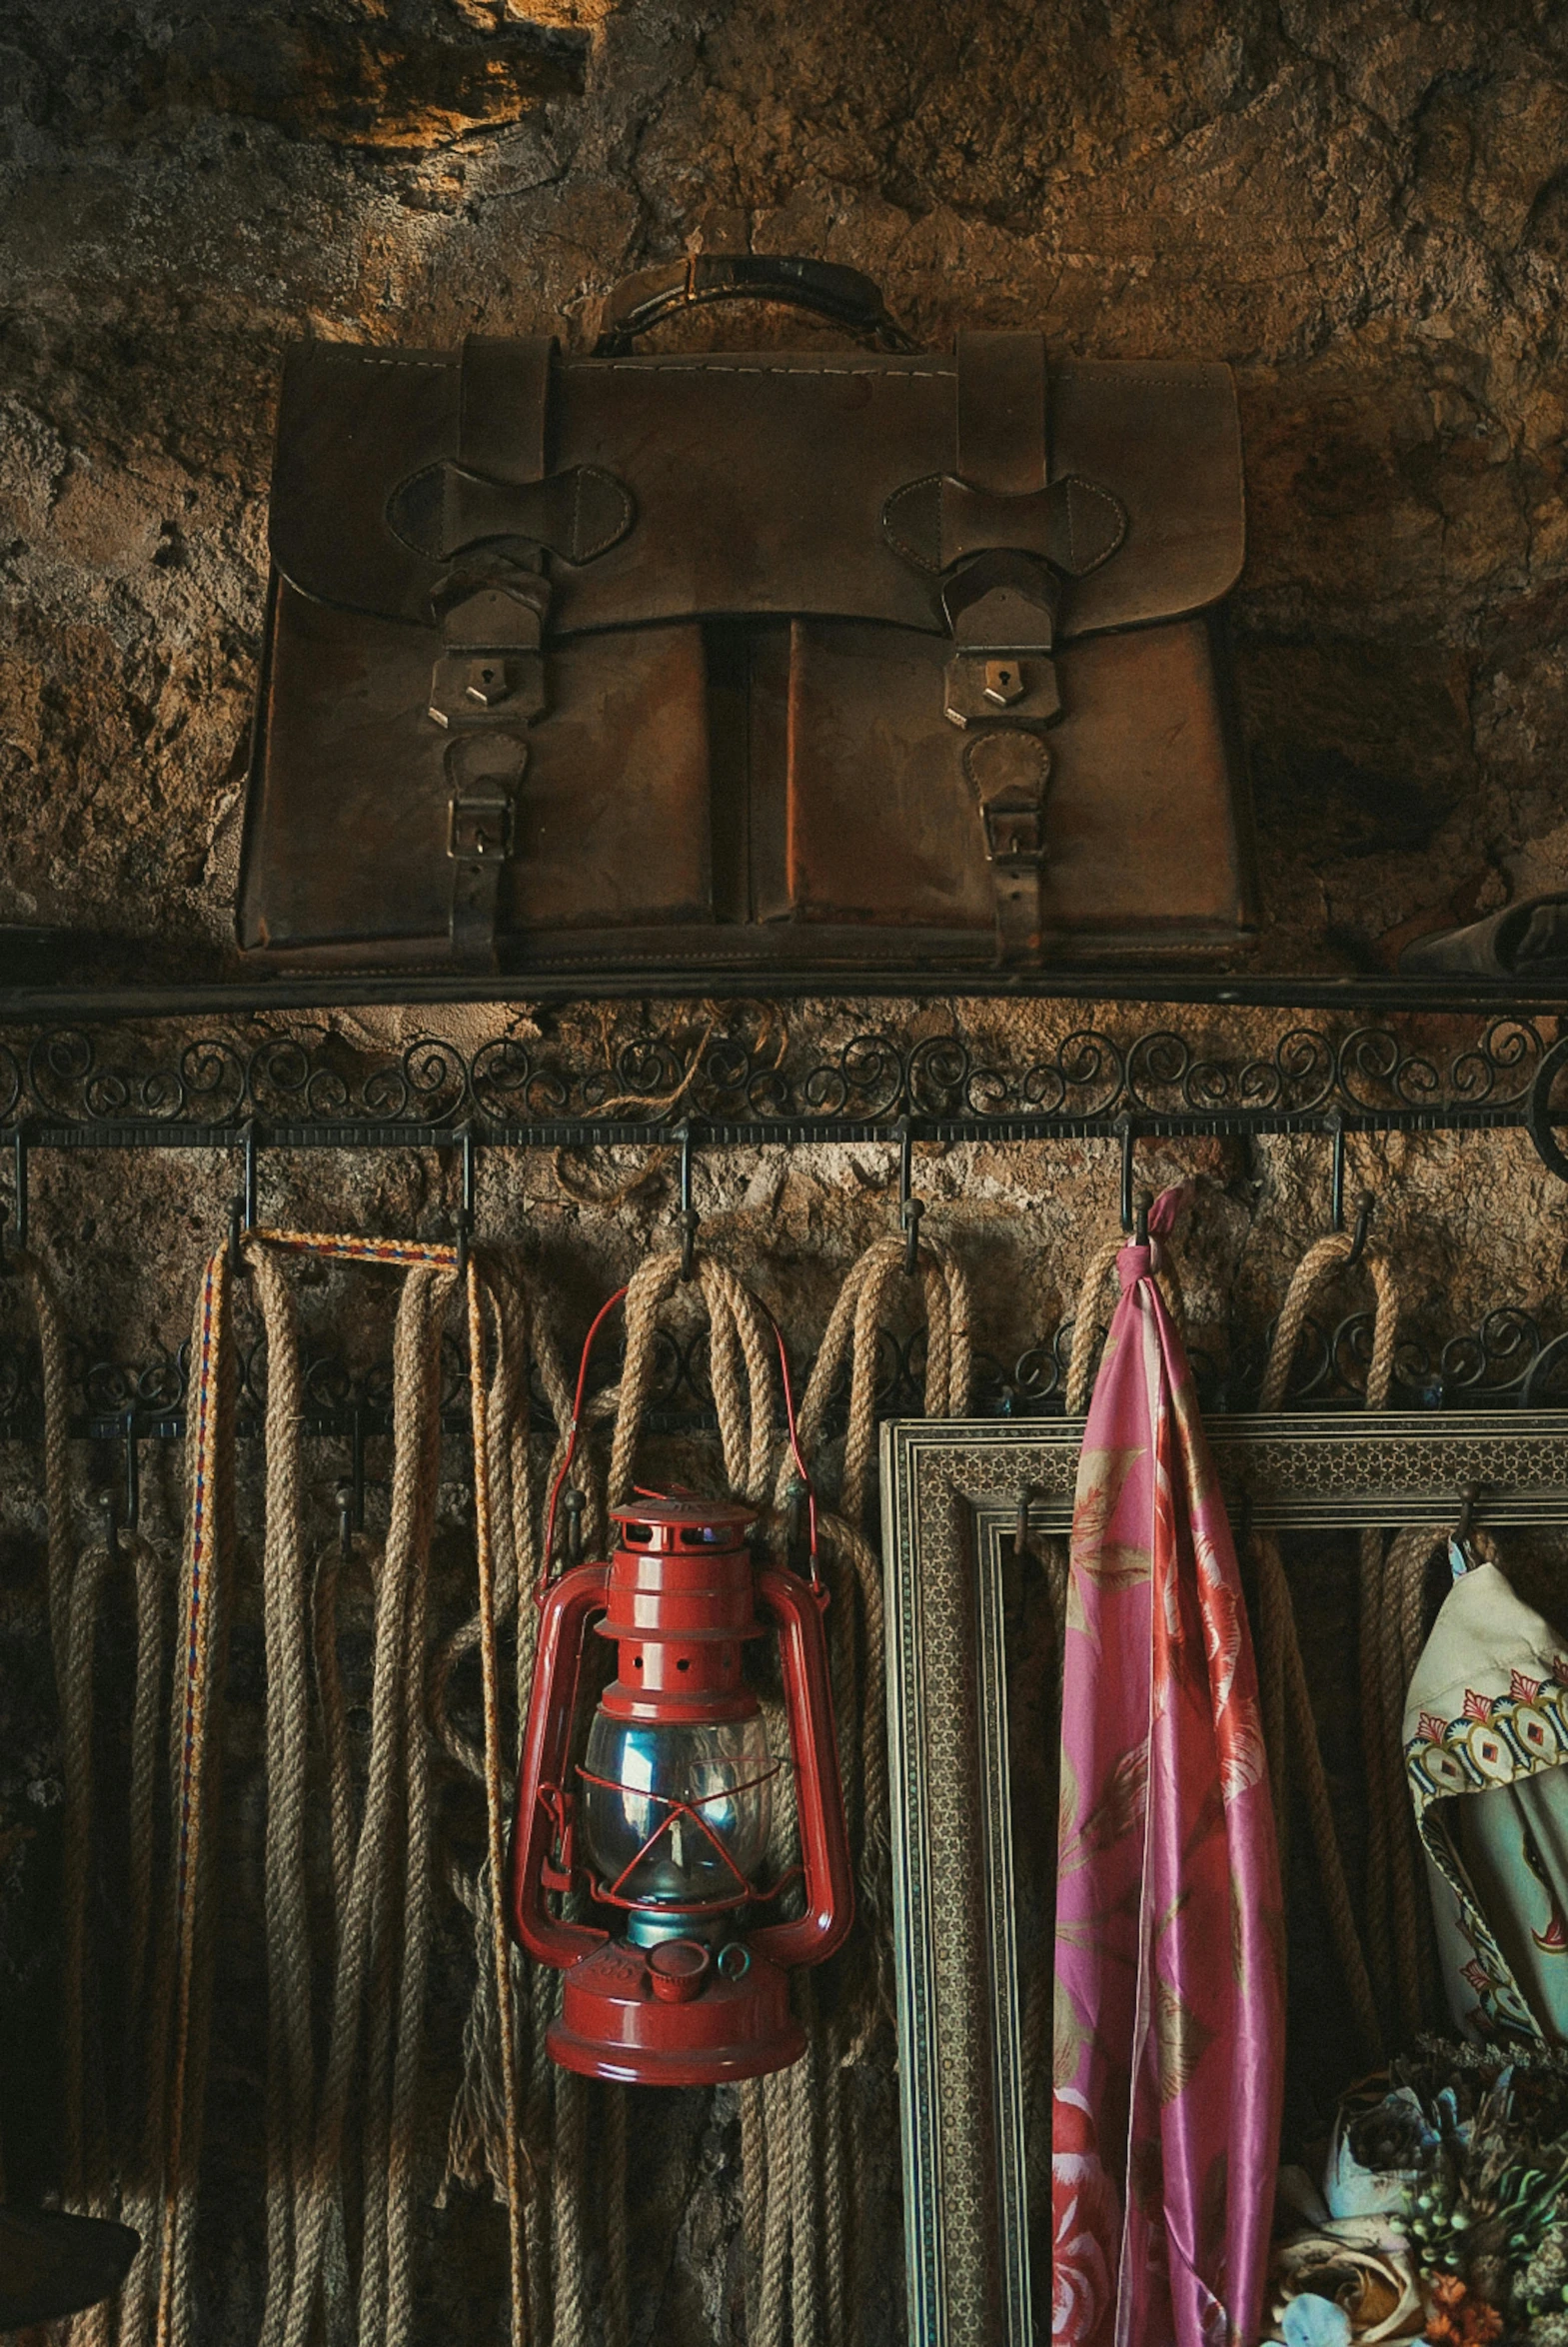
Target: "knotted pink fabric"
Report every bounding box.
[1052,1190,1284,2347]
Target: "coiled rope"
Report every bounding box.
[1372,1520,1452,2034]
[429,1252,574,2347]
[751,1229,972,2347]
[113,1230,471,2347]
[1252,1230,1397,2063]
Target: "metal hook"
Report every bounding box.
[1325,1110,1346,1234]
[454,1123,477,1280]
[897,1119,924,1276]
[1344,1191,1374,1268]
[336,1397,368,1557]
[785,1475,810,1576]
[120,1404,141,1535]
[2,1126,30,1272]
[1116,1115,1136,1234]
[228,1120,259,1278]
[1455,1480,1483,1546]
[100,1488,120,1564]
[563,1486,586,1566]
[678,1122,699,1281]
[1133,1188,1152,1247]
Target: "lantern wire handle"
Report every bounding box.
[538,1278,823,1601]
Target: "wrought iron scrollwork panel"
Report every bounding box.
[0,1008,1556,1149]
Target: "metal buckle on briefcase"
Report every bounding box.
[979,803,1044,864]
[448,794,516,863]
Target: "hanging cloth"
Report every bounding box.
[1052,1189,1284,2347]
[1403,1547,1568,2044]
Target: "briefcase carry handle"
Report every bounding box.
[594,253,918,356]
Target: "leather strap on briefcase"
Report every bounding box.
[882,330,1128,964]
[435,337,550,972]
[408,333,633,970]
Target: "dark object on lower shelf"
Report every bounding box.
[1401,896,1568,979]
[0,929,75,986]
[0,2206,139,2327]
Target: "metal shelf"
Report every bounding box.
[0,970,1565,1019]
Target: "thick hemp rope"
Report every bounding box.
[1063,1229,1185,1417]
[270,1239,456,2347]
[548,1244,793,2346]
[58,1525,170,2347]
[22,1248,77,1687]
[1378,1520,1453,2031]
[247,1244,317,2347]
[23,1246,180,2347]
[750,1228,972,2347]
[1253,1229,1399,2062]
[153,1236,240,2347]
[427,1251,578,2347]
[124,1229,466,2347]
[22,1248,174,2347]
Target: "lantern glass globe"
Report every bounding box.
[581,1711,775,1910]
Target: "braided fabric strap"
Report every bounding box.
[156,1242,237,2347]
[256,1227,460,1268]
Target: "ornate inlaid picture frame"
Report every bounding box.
[879,1411,1568,2347]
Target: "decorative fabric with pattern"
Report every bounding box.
[1403,1553,1568,2044]
[1051,1192,1285,2347]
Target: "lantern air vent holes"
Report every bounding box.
[677,1656,691,1671]
[627,1525,653,1544]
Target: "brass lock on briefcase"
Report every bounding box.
[237,253,1256,977]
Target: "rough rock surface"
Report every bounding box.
[2,0,1568,968]
[2,4,1568,2343]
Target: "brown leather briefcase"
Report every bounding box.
[238,255,1256,977]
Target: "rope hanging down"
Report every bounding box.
[23,1251,173,2347]
[81,1225,577,2347]
[758,1229,972,2347]
[41,1204,970,2347]
[1252,1229,1398,2064]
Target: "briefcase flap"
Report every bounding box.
[268,341,1243,642]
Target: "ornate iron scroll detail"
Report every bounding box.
[0,1009,1553,1146]
[0,1294,1559,1460]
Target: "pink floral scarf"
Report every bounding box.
[1052,1195,1284,2347]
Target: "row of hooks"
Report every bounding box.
[46,1111,1385,1559]
[0,1109,1395,1284]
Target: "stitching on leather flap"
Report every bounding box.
[1066,480,1128,572]
[881,476,942,571]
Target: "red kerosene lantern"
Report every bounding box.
[508,1493,853,2084]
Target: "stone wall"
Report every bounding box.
[3,3,1568,2341]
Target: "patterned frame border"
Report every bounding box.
[879,1411,1568,2347]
